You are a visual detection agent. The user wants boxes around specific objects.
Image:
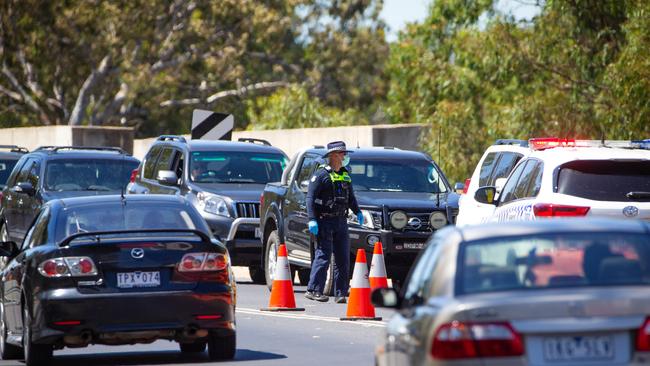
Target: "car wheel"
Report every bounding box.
[264,230,280,291]
[296,268,310,285]
[179,341,206,353]
[248,265,266,284]
[0,304,21,360]
[207,332,236,360]
[23,307,52,366]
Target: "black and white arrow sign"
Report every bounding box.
[191,109,234,140]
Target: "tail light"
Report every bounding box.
[38,257,97,277]
[431,321,524,359]
[636,317,650,351]
[463,178,470,194]
[129,168,138,183]
[178,253,228,272]
[533,203,590,217]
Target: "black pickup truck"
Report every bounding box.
[260,146,459,293]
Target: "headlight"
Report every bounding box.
[197,192,231,217]
[429,211,447,230]
[348,209,376,229]
[390,210,408,229]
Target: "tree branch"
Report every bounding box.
[0,84,21,101]
[68,54,112,125]
[159,81,289,107]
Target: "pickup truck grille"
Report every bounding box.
[236,202,260,218]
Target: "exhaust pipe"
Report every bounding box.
[181,326,208,339]
[63,330,92,346]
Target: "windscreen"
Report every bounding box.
[459,232,650,294]
[557,160,650,201]
[348,158,448,193]
[45,159,139,192]
[190,151,287,184]
[0,159,18,187]
[54,203,209,242]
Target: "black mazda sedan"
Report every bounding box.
[0,194,236,365]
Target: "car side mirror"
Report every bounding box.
[156,170,178,186]
[299,180,309,192]
[453,182,465,194]
[371,287,401,309]
[474,186,497,205]
[13,182,35,196]
[0,241,19,258]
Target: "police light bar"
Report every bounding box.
[529,138,650,151]
[529,138,576,150]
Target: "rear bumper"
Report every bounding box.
[32,287,235,345]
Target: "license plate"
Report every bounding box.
[254,227,262,239]
[402,242,425,250]
[543,335,614,362]
[117,271,161,288]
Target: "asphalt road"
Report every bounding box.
[0,267,394,366]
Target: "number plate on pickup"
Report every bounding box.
[117,271,161,288]
[543,335,614,362]
[402,242,425,250]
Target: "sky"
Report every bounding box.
[380,0,542,42]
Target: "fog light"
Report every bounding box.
[367,235,380,246]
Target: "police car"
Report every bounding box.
[473,138,650,222]
[456,139,530,226]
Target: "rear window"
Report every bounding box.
[557,160,650,201]
[45,159,139,192]
[54,202,210,242]
[459,232,650,294]
[0,159,18,187]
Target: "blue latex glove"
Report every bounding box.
[356,212,364,226]
[308,220,318,235]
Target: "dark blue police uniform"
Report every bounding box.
[306,162,360,297]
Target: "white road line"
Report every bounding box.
[236,307,386,328]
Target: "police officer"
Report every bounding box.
[305,141,363,303]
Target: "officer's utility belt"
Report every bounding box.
[318,212,345,219]
[314,197,347,208]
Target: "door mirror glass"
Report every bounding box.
[13,182,35,196]
[0,241,19,258]
[371,287,401,309]
[156,170,178,186]
[475,186,497,205]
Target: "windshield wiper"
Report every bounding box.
[85,186,113,191]
[627,191,650,199]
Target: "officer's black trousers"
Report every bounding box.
[307,216,350,296]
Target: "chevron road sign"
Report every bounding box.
[191,109,234,140]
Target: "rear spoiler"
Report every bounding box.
[58,229,211,247]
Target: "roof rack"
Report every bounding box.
[238,138,271,146]
[35,146,128,154]
[0,145,28,153]
[157,135,187,143]
[494,139,529,147]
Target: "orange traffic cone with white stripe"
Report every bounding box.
[340,249,382,321]
[369,242,389,290]
[260,244,305,312]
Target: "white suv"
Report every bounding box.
[456,140,530,226]
[474,138,650,222]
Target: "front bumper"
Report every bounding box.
[203,214,261,267]
[32,286,235,345]
[348,226,432,281]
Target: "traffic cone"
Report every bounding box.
[260,244,305,312]
[340,249,382,321]
[369,242,389,290]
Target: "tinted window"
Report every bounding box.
[511,161,537,202]
[498,160,527,203]
[4,156,27,187]
[557,160,650,201]
[143,146,162,180]
[190,151,287,184]
[478,152,498,186]
[296,154,319,192]
[490,152,523,185]
[0,159,19,187]
[44,159,139,192]
[527,161,544,197]
[15,158,37,185]
[54,202,209,242]
[402,238,442,305]
[459,232,650,294]
[26,207,50,248]
[349,158,448,193]
[154,148,175,177]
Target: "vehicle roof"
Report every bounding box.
[527,146,650,165]
[26,147,138,161]
[156,139,287,156]
[455,218,650,243]
[53,194,187,209]
[0,145,28,158]
[0,151,25,159]
[303,146,432,160]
